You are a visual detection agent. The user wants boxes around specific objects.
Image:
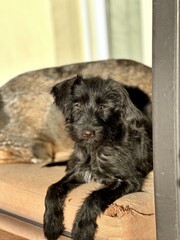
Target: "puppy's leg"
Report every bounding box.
[43,174,84,240]
[72,178,142,240]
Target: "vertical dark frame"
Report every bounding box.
[153,0,180,239]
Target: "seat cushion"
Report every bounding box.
[0,163,156,240]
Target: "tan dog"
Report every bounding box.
[0,59,152,163]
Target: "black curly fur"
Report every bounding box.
[43,76,153,240]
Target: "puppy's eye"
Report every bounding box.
[74,102,82,109]
[98,104,109,111]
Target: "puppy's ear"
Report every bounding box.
[51,75,83,118]
[112,81,143,122]
[121,87,148,127]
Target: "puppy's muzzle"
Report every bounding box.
[82,130,95,140]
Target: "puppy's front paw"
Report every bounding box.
[72,222,97,240]
[43,208,64,240]
[72,210,97,240]
[43,203,64,240]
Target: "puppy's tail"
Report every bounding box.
[43,160,68,167]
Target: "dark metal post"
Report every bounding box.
[153,0,180,239]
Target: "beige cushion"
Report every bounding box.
[0,163,156,240]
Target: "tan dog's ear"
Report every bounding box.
[51,75,83,119]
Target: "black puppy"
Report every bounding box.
[43,76,153,240]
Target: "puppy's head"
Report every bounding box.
[51,75,142,148]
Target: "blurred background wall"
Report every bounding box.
[0,0,152,86]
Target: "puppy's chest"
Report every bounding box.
[76,151,117,184]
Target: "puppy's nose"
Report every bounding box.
[82,130,94,139]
